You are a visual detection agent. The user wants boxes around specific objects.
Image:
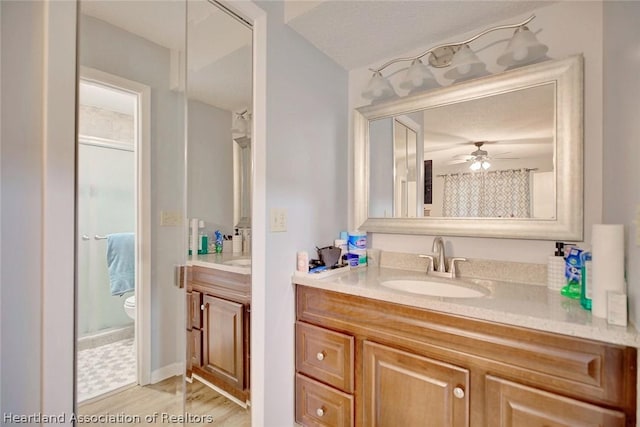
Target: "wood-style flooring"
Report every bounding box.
[78,376,250,426]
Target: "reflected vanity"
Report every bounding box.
[354,55,584,240]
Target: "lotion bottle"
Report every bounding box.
[547,242,566,290]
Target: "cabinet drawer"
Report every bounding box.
[296,374,354,427]
[189,291,202,329]
[296,322,354,393]
[485,375,626,426]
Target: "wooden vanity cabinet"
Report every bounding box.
[295,285,637,427]
[186,266,250,403]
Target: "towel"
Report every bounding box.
[106,232,135,296]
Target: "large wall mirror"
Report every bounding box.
[354,55,584,240]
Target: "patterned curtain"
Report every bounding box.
[442,169,531,218]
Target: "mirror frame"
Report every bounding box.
[354,55,584,240]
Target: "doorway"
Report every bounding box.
[76,72,151,402]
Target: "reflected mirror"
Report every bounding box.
[355,56,583,240]
[75,0,252,424]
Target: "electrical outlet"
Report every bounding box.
[160,211,182,226]
[270,208,287,232]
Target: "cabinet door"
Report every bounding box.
[485,376,626,427]
[363,340,469,427]
[190,328,202,368]
[202,295,244,389]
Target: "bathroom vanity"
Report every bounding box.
[186,255,251,403]
[293,267,637,427]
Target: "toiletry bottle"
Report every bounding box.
[547,242,565,290]
[214,230,223,254]
[561,247,583,299]
[297,251,309,273]
[580,251,592,310]
[200,233,208,255]
[197,220,206,254]
[232,229,242,253]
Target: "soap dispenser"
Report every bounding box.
[232,229,242,253]
[547,242,565,290]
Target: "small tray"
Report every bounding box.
[293,265,351,279]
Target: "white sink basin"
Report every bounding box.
[381,279,486,298]
[223,258,251,267]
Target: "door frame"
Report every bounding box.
[79,67,152,385]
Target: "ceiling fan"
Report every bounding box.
[449,141,519,170]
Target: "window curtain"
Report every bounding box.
[442,169,531,218]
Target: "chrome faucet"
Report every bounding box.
[432,236,446,273]
[419,236,467,279]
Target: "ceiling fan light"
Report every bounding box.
[362,71,396,101]
[399,59,440,93]
[443,45,487,81]
[469,160,482,171]
[497,26,549,68]
[482,160,491,170]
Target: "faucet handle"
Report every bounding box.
[448,257,467,278]
[418,254,435,273]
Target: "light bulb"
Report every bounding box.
[482,161,491,170]
[470,161,481,171]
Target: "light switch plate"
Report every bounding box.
[160,211,182,226]
[270,208,287,232]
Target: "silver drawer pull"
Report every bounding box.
[316,407,325,417]
[316,351,325,361]
[453,386,465,399]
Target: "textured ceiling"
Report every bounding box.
[285,1,552,70]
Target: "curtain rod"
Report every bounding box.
[436,168,538,178]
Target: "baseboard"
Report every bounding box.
[150,362,183,384]
[192,374,247,409]
[77,325,134,351]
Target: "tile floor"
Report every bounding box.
[77,338,136,403]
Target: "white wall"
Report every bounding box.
[187,100,234,235]
[257,2,349,425]
[603,2,640,326]
[79,15,186,373]
[349,1,603,264]
[1,1,77,418]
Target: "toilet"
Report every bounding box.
[124,295,136,320]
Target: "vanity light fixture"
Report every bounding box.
[361,14,549,102]
[231,109,252,138]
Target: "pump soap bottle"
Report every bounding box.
[547,242,566,290]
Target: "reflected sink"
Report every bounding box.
[381,279,486,298]
[223,258,251,267]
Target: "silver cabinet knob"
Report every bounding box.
[81,234,90,241]
[201,304,205,311]
[316,351,325,361]
[453,386,465,399]
[316,407,325,417]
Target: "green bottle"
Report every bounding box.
[580,252,592,310]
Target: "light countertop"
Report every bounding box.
[292,266,639,348]
[187,253,251,275]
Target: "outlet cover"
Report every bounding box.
[160,211,182,226]
[270,208,287,232]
